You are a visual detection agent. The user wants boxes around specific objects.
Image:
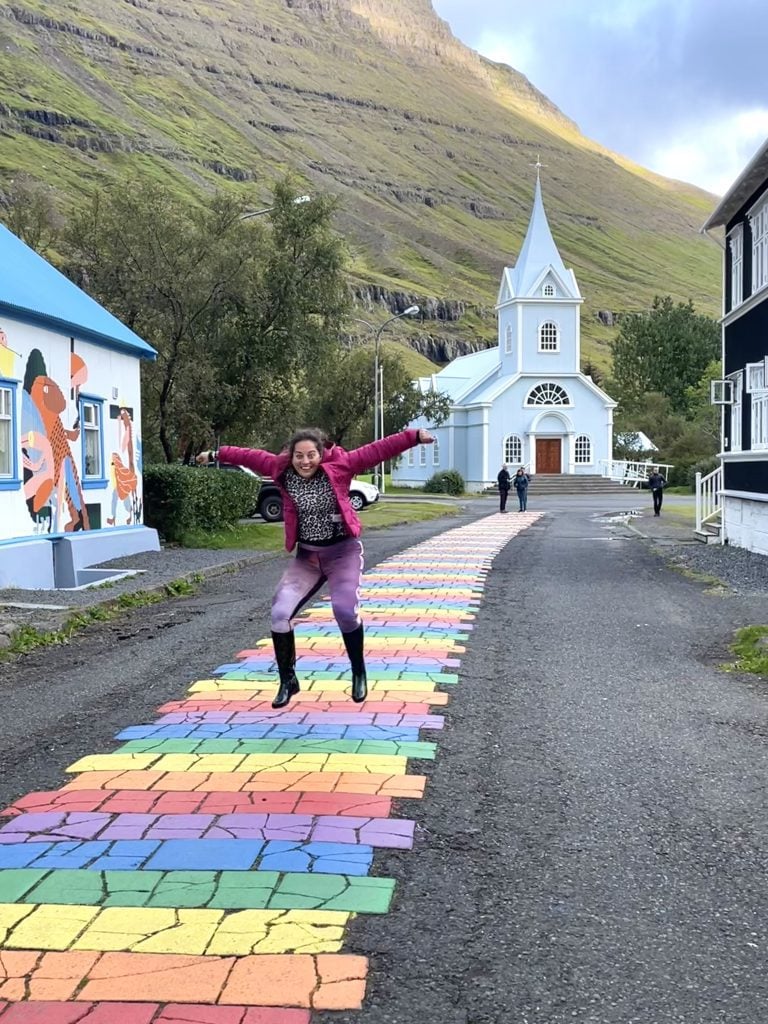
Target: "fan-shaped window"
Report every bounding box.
[504,323,513,354]
[526,382,570,406]
[539,320,559,351]
[504,434,522,464]
[574,435,592,464]
[543,283,555,297]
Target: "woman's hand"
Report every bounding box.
[195,451,212,465]
[417,429,435,444]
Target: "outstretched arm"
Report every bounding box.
[196,445,280,477]
[346,428,434,476]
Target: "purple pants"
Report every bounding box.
[271,538,364,633]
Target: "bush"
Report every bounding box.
[143,465,260,541]
[424,469,465,495]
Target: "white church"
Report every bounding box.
[394,175,616,491]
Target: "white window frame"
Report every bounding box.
[0,384,14,478]
[542,283,555,298]
[503,434,522,465]
[751,391,768,450]
[504,323,513,354]
[729,224,743,308]
[574,434,592,464]
[419,445,427,467]
[746,361,765,394]
[538,320,559,352]
[407,447,414,467]
[432,439,440,466]
[729,370,743,452]
[81,398,103,479]
[525,382,571,407]
[749,195,768,294]
[710,379,734,405]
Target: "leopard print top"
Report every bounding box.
[284,468,347,545]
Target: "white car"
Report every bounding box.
[257,476,380,521]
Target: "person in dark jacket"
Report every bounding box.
[497,464,511,512]
[198,426,434,708]
[514,467,530,511]
[648,468,666,516]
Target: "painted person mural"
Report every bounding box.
[107,402,141,525]
[21,348,90,532]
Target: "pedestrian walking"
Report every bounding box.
[497,463,511,512]
[514,467,530,511]
[648,467,667,516]
[197,427,434,708]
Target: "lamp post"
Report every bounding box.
[240,194,311,221]
[352,305,420,492]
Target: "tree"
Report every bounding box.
[62,179,349,461]
[0,174,64,255]
[300,346,450,448]
[609,296,719,414]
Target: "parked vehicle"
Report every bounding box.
[208,464,379,522]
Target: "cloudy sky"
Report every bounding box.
[431,0,768,196]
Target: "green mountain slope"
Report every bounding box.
[0,0,720,368]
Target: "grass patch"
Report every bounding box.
[1,576,203,660]
[726,625,768,677]
[657,504,696,526]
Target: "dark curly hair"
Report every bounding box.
[286,428,329,456]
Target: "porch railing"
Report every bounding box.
[695,465,723,536]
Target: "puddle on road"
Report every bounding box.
[593,510,643,524]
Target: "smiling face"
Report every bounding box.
[292,440,322,478]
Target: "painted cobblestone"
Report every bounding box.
[0,512,540,1015]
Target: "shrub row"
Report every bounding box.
[423,469,465,495]
[143,465,260,541]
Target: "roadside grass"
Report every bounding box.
[0,577,202,660]
[657,503,696,526]
[726,625,768,677]
[179,501,459,549]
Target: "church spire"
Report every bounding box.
[511,171,569,296]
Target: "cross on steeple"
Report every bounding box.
[530,153,547,181]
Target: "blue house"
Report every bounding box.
[394,176,616,490]
[0,224,160,588]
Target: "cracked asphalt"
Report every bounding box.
[2,494,768,1022]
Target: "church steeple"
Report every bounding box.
[511,171,571,297]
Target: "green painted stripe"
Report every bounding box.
[0,868,395,914]
[117,738,436,759]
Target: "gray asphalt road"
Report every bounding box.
[2,495,768,1023]
[318,500,768,1024]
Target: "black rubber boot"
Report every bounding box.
[342,624,368,703]
[271,630,300,709]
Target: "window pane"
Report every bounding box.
[0,388,10,417]
[0,419,10,475]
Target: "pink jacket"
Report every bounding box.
[218,429,422,551]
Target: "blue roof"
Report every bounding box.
[0,224,156,359]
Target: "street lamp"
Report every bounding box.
[352,305,420,493]
[240,194,311,221]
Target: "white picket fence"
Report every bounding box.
[695,465,723,537]
[598,459,674,486]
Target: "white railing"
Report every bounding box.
[695,465,723,535]
[599,459,674,486]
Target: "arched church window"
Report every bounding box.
[543,283,555,297]
[539,320,559,351]
[504,434,522,464]
[574,435,592,463]
[525,382,570,406]
[504,323,513,354]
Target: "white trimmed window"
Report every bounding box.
[433,439,440,466]
[407,447,414,467]
[752,392,768,450]
[574,435,592,464]
[504,434,522,464]
[750,196,768,293]
[0,385,12,476]
[746,361,765,394]
[729,224,743,308]
[526,382,570,406]
[82,400,102,478]
[543,283,555,297]
[504,323,513,354]
[729,370,743,451]
[539,320,559,352]
[419,445,427,466]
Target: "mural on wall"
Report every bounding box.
[108,403,142,526]
[21,348,90,533]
